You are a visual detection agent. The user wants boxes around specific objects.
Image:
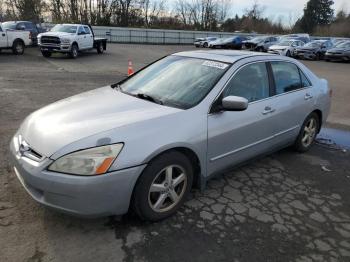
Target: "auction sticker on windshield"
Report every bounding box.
[202,60,229,70]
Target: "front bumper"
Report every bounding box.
[294,51,316,59]
[10,138,146,217]
[325,53,349,61]
[38,43,71,53]
[268,49,286,55]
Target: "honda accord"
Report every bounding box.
[10,50,331,221]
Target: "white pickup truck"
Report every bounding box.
[0,23,32,54]
[38,24,107,58]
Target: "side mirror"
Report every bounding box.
[222,96,248,111]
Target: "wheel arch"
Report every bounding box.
[71,41,79,49]
[12,38,24,47]
[143,146,204,189]
[312,109,323,133]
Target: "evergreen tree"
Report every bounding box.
[295,0,334,33]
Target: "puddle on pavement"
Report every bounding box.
[317,127,350,149]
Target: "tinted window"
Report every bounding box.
[300,70,311,87]
[223,62,270,102]
[271,62,301,94]
[84,26,91,34]
[25,22,33,29]
[16,23,25,30]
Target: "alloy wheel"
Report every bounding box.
[148,165,187,213]
[302,117,317,148]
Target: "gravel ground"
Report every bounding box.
[1,45,350,262]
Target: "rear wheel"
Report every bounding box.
[41,51,52,57]
[97,42,104,54]
[294,113,320,152]
[12,40,24,55]
[315,52,321,60]
[69,43,79,59]
[132,151,193,221]
[203,42,208,48]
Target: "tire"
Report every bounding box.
[315,52,321,61]
[132,151,193,221]
[12,40,24,55]
[97,42,104,54]
[41,51,51,57]
[203,42,208,48]
[286,50,291,57]
[256,46,264,52]
[69,43,79,59]
[294,112,320,152]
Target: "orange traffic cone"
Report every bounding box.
[128,60,134,76]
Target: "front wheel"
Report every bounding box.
[286,50,291,57]
[132,151,193,221]
[69,44,79,59]
[41,51,52,57]
[294,112,320,152]
[203,42,208,48]
[12,40,24,55]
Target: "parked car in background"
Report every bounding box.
[280,34,310,44]
[0,23,32,54]
[194,38,205,47]
[268,39,305,57]
[38,24,107,58]
[243,36,279,52]
[294,40,333,60]
[200,37,218,48]
[209,36,248,49]
[325,41,350,62]
[10,50,330,221]
[1,21,45,46]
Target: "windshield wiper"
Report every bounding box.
[136,93,163,105]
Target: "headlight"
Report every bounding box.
[61,38,70,44]
[48,144,123,175]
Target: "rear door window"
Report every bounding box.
[270,61,302,94]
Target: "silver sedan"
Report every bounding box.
[10,50,331,221]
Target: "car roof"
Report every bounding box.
[173,50,283,63]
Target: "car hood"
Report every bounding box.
[39,31,75,38]
[269,45,289,50]
[18,86,181,157]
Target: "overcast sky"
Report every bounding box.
[229,0,349,26]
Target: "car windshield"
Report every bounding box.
[1,22,17,30]
[51,25,77,34]
[305,42,322,47]
[338,42,350,48]
[251,36,266,42]
[118,56,230,109]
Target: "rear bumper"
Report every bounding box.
[10,138,146,217]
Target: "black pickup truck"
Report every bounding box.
[38,24,107,58]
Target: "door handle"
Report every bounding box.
[2,33,5,36]
[304,93,313,100]
[262,106,275,115]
